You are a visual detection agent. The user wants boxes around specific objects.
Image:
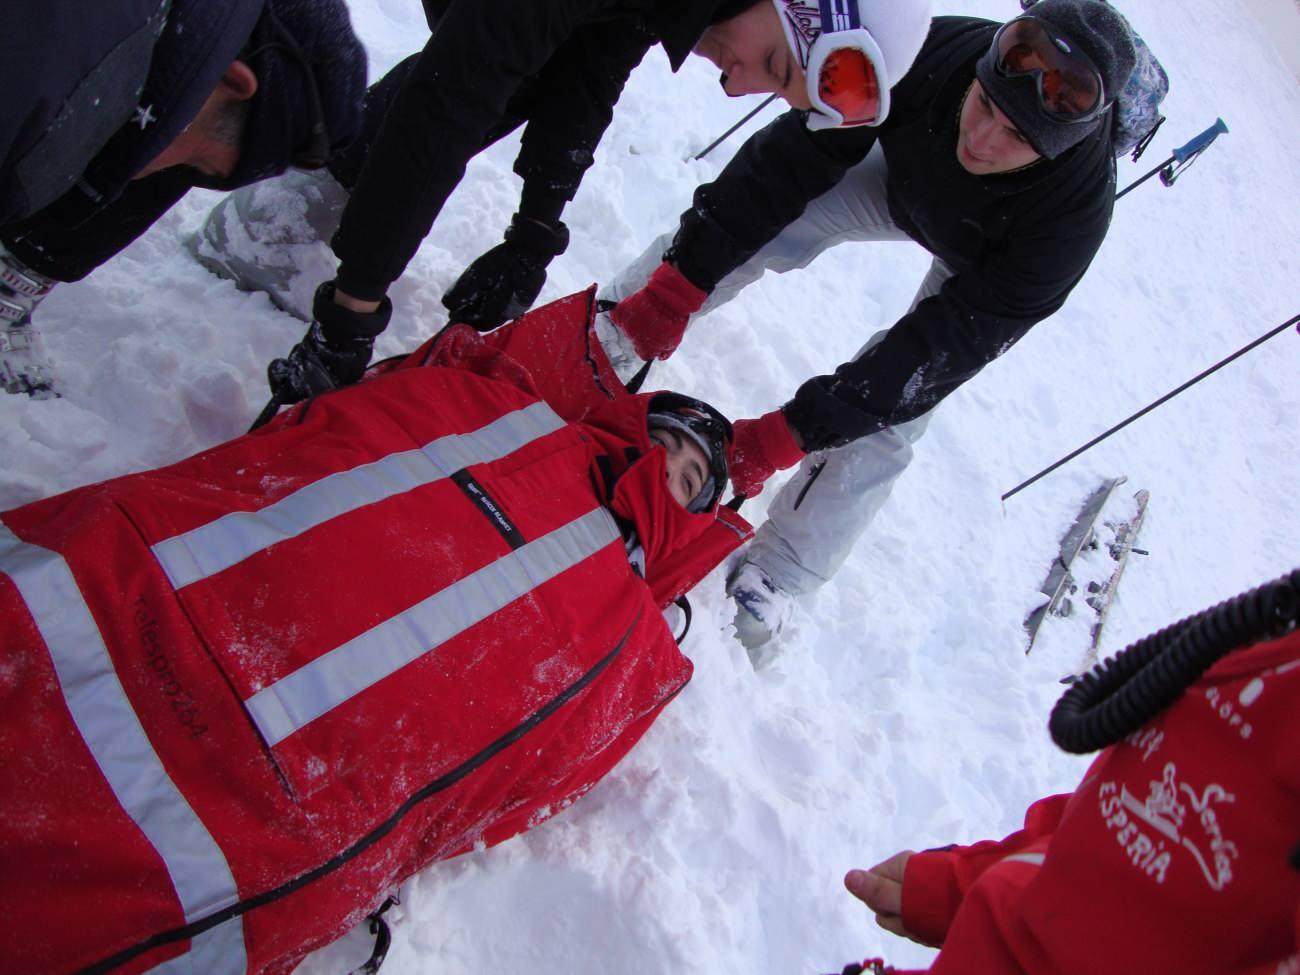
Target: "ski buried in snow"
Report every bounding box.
[1025,476,1127,651]
[1084,488,1150,665]
[1025,477,1149,655]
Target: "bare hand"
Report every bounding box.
[845,851,937,947]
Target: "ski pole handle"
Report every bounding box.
[1116,118,1229,200]
[1172,118,1228,163]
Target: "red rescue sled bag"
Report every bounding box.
[0,290,750,975]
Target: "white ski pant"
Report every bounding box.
[604,145,953,596]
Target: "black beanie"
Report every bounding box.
[203,0,368,190]
[975,0,1137,159]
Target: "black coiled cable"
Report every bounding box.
[1050,567,1300,754]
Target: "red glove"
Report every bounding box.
[729,410,805,498]
[608,262,708,361]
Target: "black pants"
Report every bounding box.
[325,51,536,192]
[1,169,192,283]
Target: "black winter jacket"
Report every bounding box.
[1,0,364,284]
[331,0,749,302]
[0,0,261,227]
[665,17,1119,451]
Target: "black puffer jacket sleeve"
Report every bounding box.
[512,22,650,224]
[782,166,1114,450]
[666,110,876,290]
[331,0,651,301]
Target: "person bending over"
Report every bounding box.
[598,0,1138,655]
[189,0,932,416]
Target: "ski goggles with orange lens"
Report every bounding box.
[991,16,1106,123]
[801,0,887,130]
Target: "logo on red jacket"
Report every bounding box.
[1098,761,1238,892]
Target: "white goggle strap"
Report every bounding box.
[803,27,890,131]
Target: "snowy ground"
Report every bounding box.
[3,0,1298,971]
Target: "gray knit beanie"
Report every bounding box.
[975,0,1137,158]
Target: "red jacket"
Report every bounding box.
[0,291,750,975]
[895,628,1300,974]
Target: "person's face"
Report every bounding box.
[955,80,1043,175]
[649,427,711,510]
[134,61,257,181]
[693,1,812,110]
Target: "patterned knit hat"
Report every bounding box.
[200,0,367,189]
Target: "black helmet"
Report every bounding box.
[646,393,733,513]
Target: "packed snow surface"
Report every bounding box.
[2,0,1296,970]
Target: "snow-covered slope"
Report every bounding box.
[2,0,1296,970]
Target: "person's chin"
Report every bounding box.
[956,145,987,174]
[719,72,741,96]
[693,38,721,69]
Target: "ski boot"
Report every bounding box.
[1,243,58,398]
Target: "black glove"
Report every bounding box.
[442,214,569,330]
[267,282,392,404]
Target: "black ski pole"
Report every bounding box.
[249,392,283,432]
[1002,311,1300,502]
[693,94,779,161]
[1116,118,1228,201]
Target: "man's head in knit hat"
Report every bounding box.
[965,0,1137,168]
